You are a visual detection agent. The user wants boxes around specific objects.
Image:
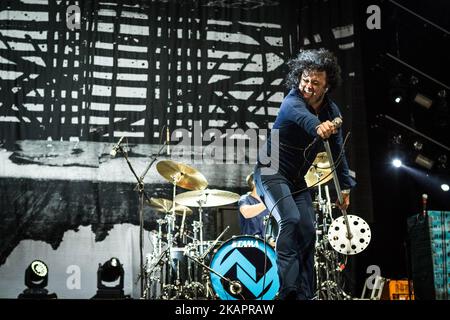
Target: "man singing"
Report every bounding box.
[254,48,356,300]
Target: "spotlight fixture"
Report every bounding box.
[441,184,449,192]
[413,93,433,109]
[414,154,434,170]
[413,141,423,151]
[394,95,403,104]
[392,134,402,145]
[92,257,128,299]
[18,260,57,299]
[389,74,407,105]
[437,155,447,169]
[409,75,419,86]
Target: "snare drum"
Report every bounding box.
[209,235,279,300]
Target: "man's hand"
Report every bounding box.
[335,192,350,211]
[316,120,338,139]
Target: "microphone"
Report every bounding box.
[331,116,343,130]
[110,136,125,157]
[313,117,343,143]
[422,194,428,217]
[166,126,170,156]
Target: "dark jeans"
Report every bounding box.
[254,167,316,300]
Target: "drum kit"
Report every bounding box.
[143,159,260,300]
[141,150,370,300]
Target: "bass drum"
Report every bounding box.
[209,235,279,300]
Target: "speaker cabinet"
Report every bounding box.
[407,211,450,300]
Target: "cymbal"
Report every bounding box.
[156,160,208,190]
[304,152,333,187]
[313,152,330,168]
[174,189,240,208]
[147,197,193,216]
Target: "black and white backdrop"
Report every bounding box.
[0,0,372,298]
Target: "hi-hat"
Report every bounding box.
[156,160,208,190]
[147,197,193,216]
[174,189,240,208]
[304,152,333,187]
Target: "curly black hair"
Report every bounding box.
[285,48,342,92]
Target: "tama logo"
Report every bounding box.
[231,239,259,248]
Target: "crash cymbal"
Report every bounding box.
[147,197,193,216]
[313,152,330,169]
[174,189,240,208]
[156,160,208,190]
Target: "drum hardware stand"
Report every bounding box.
[185,253,243,298]
[184,226,230,299]
[314,184,352,300]
[155,218,167,256]
[179,207,188,244]
[144,245,169,299]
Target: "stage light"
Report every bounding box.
[413,93,433,109]
[392,159,402,168]
[92,257,127,299]
[18,260,57,299]
[26,260,48,288]
[413,141,423,151]
[441,184,449,192]
[394,96,402,103]
[389,74,407,105]
[414,154,434,170]
[409,75,419,86]
[392,134,402,145]
[437,155,447,170]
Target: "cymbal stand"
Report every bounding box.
[160,174,181,298]
[167,175,181,245]
[196,197,207,256]
[155,218,167,256]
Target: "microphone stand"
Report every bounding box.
[116,141,167,298]
[322,140,353,241]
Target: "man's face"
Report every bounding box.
[298,70,328,106]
